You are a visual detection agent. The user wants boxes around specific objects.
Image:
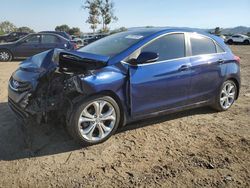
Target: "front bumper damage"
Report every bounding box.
[8,73,88,124]
[8,48,108,124]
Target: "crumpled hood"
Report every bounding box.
[19,48,110,74]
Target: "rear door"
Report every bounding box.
[187,33,225,104]
[129,33,192,117]
[40,34,64,51]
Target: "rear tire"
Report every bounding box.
[227,39,233,45]
[243,40,250,45]
[212,80,237,112]
[0,50,13,62]
[67,95,121,146]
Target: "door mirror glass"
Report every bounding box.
[136,51,159,64]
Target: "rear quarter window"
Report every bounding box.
[215,42,225,53]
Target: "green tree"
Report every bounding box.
[110,27,127,34]
[84,0,100,33]
[214,27,221,35]
[55,24,70,33]
[17,26,34,33]
[247,32,250,37]
[69,27,81,36]
[97,0,117,33]
[0,21,17,33]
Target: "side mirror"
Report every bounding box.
[136,51,159,64]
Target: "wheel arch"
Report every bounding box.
[92,90,127,127]
[69,90,128,127]
[243,39,250,44]
[226,77,240,99]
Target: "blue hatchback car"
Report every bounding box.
[8,28,240,145]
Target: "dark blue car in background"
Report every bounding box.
[8,28,240,145]
[0,33,76,61]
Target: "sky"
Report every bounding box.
[1,0,250,32]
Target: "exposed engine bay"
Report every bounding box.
[25,72,82,123]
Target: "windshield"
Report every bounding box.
[78,31,153,57]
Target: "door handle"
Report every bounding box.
[217,59,224,64]
[178,64,191,71]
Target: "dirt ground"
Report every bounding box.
[0,46,249,188]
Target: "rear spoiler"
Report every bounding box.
[52,49,110,72]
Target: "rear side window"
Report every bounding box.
[141,33,185,61]
[190,35,216,56]
[232,35,240,38]
[42,35,59,44]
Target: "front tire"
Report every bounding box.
[67,95,121,146]
[212,80,237,111]
[0,50,12,62]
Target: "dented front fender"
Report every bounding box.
[79,65,127,95]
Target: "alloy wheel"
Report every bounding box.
[78,100,116,142]
[0,51,10,61]
[220,82,236,110]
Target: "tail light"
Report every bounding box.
[234,55,240,64]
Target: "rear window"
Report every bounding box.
[190,35,216,56]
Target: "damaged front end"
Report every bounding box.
[8,49,109,124]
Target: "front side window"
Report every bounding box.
[140,33,185,61]
[25,35,40,44]
[190,35,216,56]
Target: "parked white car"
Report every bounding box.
[226,34,250,45]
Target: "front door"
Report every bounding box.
[14,34,41,58]
[128,33,192,117]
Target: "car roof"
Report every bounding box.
[127,27,213,37]
[234,34,248,37]
[39,31,71,39]
[106,27,229,65]
[125,27,225,45]
[22,33,70,41]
